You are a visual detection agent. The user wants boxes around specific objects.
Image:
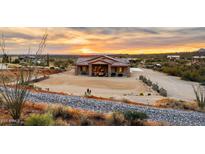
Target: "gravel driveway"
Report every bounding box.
[27,91,205,126]
[136,68,200,101]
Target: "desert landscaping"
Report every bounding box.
[34,68,161,104]
[0,28,205,126]
[34,67,199,104]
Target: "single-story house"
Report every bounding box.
[192,56,205,62]
[167,55,180,60]
[75,55,130,77]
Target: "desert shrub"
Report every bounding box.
[88,113,106,121]
[54,118,68,126]
[12,59,20,64]
[60,66,65,70]
[80,116,93,126]
[159,88,167,97]
[139,75,144,80]
[67,58,75,65]
[51,105,73,120]
[0,69,31,120]
[139,76,153,87]
[157,100,197,111]
[110,112,125,126]
[123,111,148,121]
[193,85,205,109]
[84,88,92,97]
[152,83,159,92]
[147,79,152,86]
[122,98,130,103]
[54,60,69,68]
[160,63,205,83]
[142,77,148,84]
[25,113,54,126]
[139,92,144,96]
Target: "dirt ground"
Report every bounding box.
[34,69,162,104]
[137,68,200,101]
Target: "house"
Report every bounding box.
[167,55,180,60]
[75,55,130,77]
[192,56,205,62]
[18,55,49,66]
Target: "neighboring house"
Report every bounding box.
[167,55,180,60]
[192,56,205,61]
[75,55,130,77]
[18,55,49,66]
[19,55,36,63]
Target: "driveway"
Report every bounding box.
[136,68,200,101]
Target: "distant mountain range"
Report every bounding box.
[196,48,205,53]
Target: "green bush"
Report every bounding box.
[54,60,69,68]
[139,93,144,96]
[147,79,152,86]
[60,66,65,70]
[159,88,167,97]
[152,83,159,92]
[142,77,148,84]
[12,59,20,64]
[25,113,54,126]
[123,111,148,121]
[160,63,205,83]
[139,75,144,80]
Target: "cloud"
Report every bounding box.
[1,27,205,54]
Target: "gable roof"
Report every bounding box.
[76,55,129,66]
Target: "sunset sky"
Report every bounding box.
[0,27,205,55]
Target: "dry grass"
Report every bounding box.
[154,98,200,111]
[0,101,166,126]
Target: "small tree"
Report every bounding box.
[0,69,32,120]
[193,85,205,109]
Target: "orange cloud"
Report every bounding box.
[0,27,205,55]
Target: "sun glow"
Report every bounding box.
[80,48,95,54]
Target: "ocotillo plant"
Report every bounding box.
[193,85,205,109]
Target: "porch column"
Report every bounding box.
[108,64,111,77]
[75,66,78,75]
[89,64,92,76]
[127,67,130,77]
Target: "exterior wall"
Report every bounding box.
[75,65,130,77]
[76,65,89,75]
[110,66,130,77]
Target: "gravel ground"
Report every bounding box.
[26,91,205,126]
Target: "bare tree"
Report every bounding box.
[33,32,48,79]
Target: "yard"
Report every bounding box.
[34,68,162,104]
[34,67,201,104]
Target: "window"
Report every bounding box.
[82,66,87,72]
[118,67,123,73]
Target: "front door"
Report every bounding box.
[92,64,108,77]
